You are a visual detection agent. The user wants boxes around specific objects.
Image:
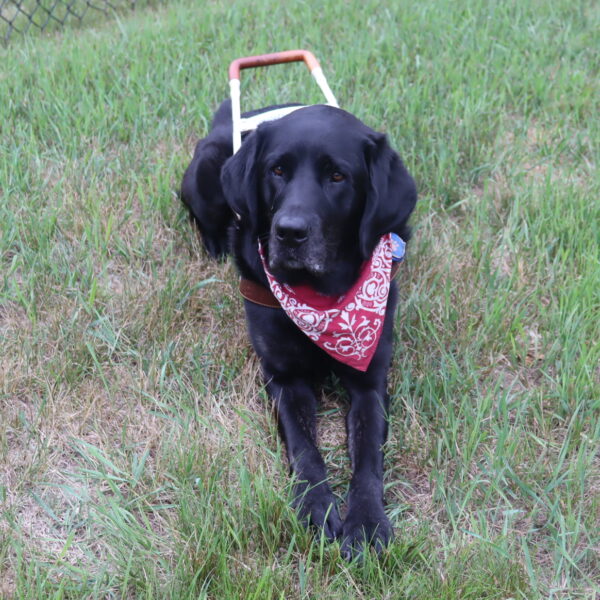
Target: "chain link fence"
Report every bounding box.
[1,0,140,44]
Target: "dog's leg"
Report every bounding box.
[339,380,393,559]
[267,376,343,541]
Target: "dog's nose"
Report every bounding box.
[275,215,309,246]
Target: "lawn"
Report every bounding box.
[1,0,599,598]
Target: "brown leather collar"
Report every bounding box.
[239,277,281,308]
[239,263,400,308]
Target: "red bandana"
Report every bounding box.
[259,234,393,371]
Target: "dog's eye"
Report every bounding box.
[330,171,345,183]
[271,166,285,177]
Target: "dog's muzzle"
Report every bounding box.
[269,213,326,275]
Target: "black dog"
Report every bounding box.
[181,100,416,557]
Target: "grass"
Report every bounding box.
[1,0,599,597]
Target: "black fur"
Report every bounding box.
[181,99,417,558]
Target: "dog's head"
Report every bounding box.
[221,105,416,295]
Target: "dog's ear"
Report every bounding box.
[220,131,261,232]
[360,133,417,259]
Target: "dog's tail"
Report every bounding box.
[211,98,232,130]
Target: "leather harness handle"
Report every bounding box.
[228,49,338,153]
[228,50,320,81]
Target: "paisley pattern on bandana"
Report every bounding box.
[259,234,393,371]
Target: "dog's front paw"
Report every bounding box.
[292,482,342,541]
[341,505,393,560]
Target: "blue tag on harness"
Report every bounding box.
[391,233,406,262]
